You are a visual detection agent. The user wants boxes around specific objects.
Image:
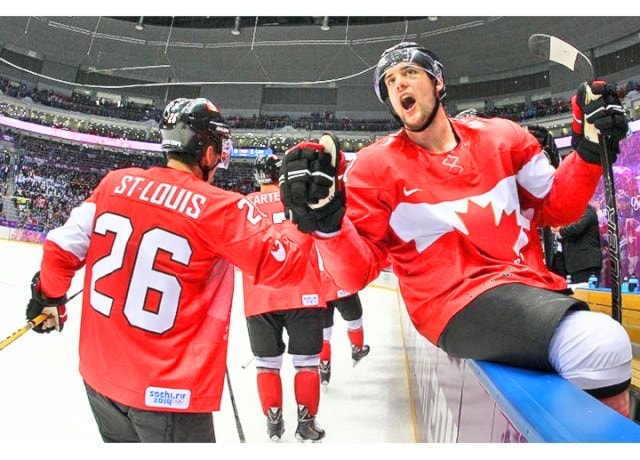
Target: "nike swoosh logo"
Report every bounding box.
[403,187,421,196]
[270,240,286,262]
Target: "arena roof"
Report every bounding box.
[0,16,638,85]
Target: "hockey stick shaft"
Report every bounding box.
[528,34,622,322]
[241,355,255,369]
[225,366,246,443]
[599,134,622,322]
[0,288,83,351]
[0,313,48,351]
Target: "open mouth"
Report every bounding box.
[401,95,416,111]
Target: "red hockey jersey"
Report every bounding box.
[315,116,604,345]
[319,258,353,302]
[241,189,324,317]
[40,166,313,412]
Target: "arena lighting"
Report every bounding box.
[135,17,144,31]
[321,16,330,31]
[231,16,241,35]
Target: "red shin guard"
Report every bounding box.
[257,370,282,416]
[348,327,364,349]
[294,369,320,415]
[320,340,331,362]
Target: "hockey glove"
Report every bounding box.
[527,124,560,168]
[25,271,68,333]
[571,81,628,164]
[279,133,346,235]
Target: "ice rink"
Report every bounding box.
[0,238,415,450]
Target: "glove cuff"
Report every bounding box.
[31,272,67,306]
[34,288,68,307]
[314,228,342,239]
[314,195,345,234]
[575,138,602,164]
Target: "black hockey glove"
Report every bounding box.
[527,124,560,168]
[279,133,346,235]
[571,81,628,165]
[25,271,68,333]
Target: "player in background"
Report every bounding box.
[527,124,561,169]
[242,153,326,442]
[278,42,633,417]
[24,98,318,442]
[318,269,369,388]
[526,124,563,271]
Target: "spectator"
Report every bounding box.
[551,203,603,284]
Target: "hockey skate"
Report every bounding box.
[351,344,370,367]
[266,407,284,442]
[295,404,325,442]
[319,360,331,390]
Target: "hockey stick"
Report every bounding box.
[0,289,83,351]
[241,355,255,369]
[225,366,246,443]
[528,34,622,323]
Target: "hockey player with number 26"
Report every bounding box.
[24,98,316,442]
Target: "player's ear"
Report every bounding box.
[204,145,216,167]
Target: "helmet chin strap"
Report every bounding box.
[197,145,218,182]
[404,84,441,133]
[198,161,216,182]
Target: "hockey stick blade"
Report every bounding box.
[528,34,594,81]
[528,34,622,323]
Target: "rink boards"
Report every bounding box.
[372,270,640,442]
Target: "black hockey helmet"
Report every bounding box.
[159,97,232,168]
[374,42,446,105]
[254,153,281,185]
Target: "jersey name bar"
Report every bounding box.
[113,174,207,219]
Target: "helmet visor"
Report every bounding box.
[218,137,233,170]
[208,120,232,170]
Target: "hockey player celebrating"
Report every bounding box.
[278,42,633,417]
[242,152,326,442]
[24,98,320,442]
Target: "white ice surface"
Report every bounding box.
[0,239,414,455]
